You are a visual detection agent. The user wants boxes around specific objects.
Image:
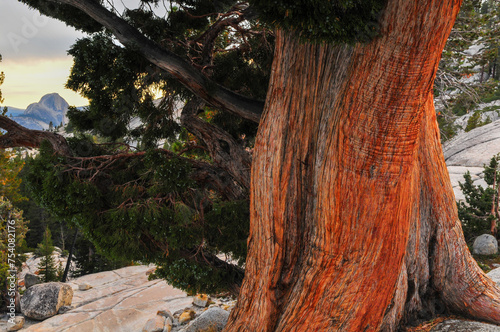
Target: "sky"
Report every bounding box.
[0,0,87,108]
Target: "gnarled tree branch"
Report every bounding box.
[49,0,264,123]
[181,98,251,191]
[0,115,71,156]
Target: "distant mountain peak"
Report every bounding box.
[10,93,70,131]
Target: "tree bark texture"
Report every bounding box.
[225,0,500,331]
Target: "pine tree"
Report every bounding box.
[36,228,60,282]
[458,154,500,240]
[436,0,500,140]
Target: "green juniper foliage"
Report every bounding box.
[26,141,248,293]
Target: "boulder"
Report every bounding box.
[164,317,173,332]
[181,307,229,332]
[179,309,196,324]
[24,273,41,289]
[142,315,166,332]
[20,282,73,320]
[193,294,209,308]
[157,309,174,320]
[473,234,499,255]
[430,319,500,331]
[488,267,500,287]
[7,316,25,331]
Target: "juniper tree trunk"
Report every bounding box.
[225,0,500,331]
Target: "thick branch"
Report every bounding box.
[50,0,263,123]
[0,115,71,156]
[192,4,249,67]
[181,99,251,191]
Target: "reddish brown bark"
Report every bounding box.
[225,0,500,331]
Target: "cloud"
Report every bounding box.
[0,0,85,61]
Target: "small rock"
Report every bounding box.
[179,309,196,324]
[146,267,156,275]
[473,234,499,255]
[488,267,500,286]
[193,294,209,308]
[20,282,73,320]
[58,305,74,314]
[163,317,173,332]
[7,316,24,331]
[142,315,166,332]
[157,309,174,320]
[53,247,63,254]
[78,283,92,291]
[24,273,41,289]
[173,309,185,317]
[182,307,229,332]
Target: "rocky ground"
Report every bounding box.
[431,319,500,332]
[1,264,236,331]
[444,118,500,201]
[0,264,498,331]
[1,118,500,331]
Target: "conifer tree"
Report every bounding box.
[36,228,60,282]
[459,154,500,239]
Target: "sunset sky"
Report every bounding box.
[1,0,170,110]
[0,0,87,108]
